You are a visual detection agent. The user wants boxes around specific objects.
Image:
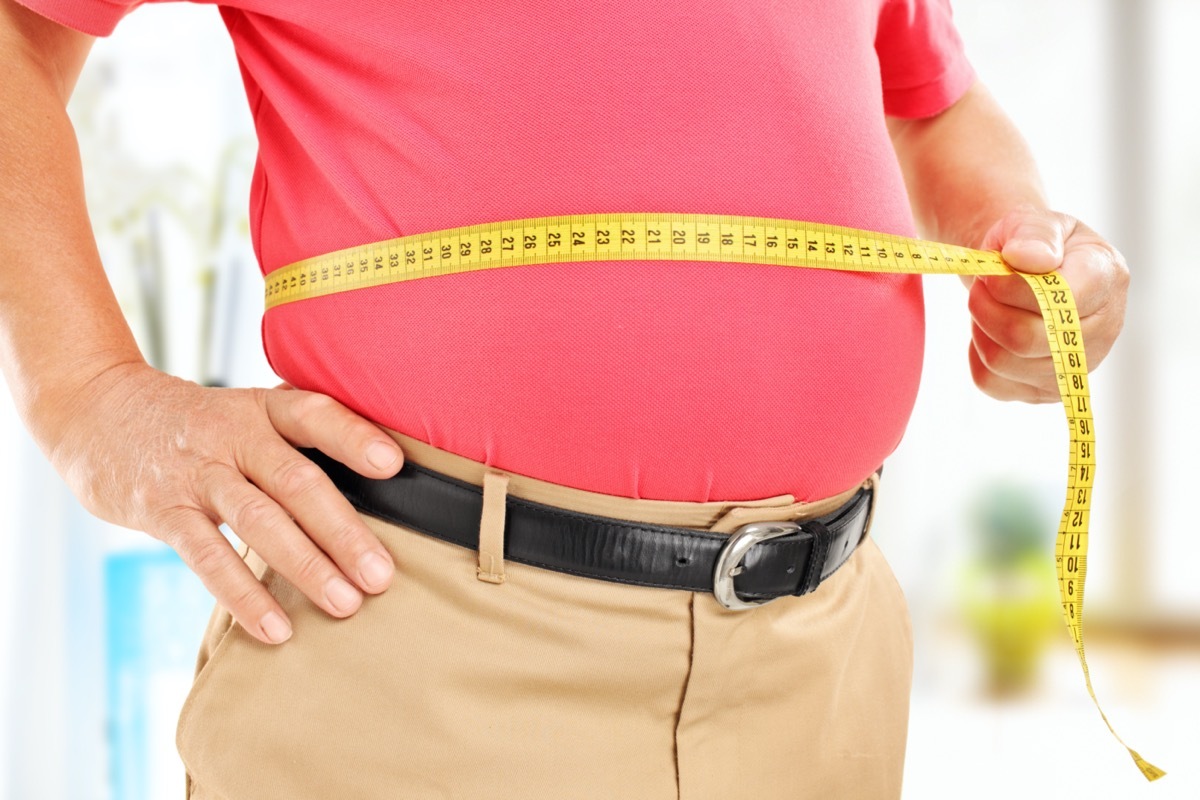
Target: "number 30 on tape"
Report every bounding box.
[264,212,1164,781]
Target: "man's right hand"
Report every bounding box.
[3,1,406,645]
[46,361,405,645]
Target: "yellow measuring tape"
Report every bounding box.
[264,212,1164,781]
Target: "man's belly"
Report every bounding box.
[263,259,925,503]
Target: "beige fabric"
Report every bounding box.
[476,470,510,584]
[178,430,911,799]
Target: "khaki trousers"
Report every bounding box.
[177,428,913,799]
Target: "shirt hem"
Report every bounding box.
[882,54,977,120]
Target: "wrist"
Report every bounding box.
[24,355,152,467]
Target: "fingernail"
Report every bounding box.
[325,576,362,613]
[358,551,394,589]
[260,611,292,643]
[366,441,400,470]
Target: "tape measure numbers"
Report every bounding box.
[264,212,1164,781]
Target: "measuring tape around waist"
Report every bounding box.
[263,212,1164,781]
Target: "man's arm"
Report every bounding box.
[0,0,138,426]
[887,80,1130,403]
[0,0,405,644]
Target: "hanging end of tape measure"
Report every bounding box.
[1128,749,1166,782]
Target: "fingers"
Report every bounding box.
[199,460,392,625]
[974,206,1070,314]
[262,389,404,479]
[970,209,1129,403]
[969,267,1118,362]
[232,440,397,598]
[155,506,294,646]
[975,237,1122,318]
[969,322,1057,394]
[1056,224,1129,319]
[968,279,1051,358]
[980,205,1075,276]
[967,337,1060,404]
[66,372,407,643]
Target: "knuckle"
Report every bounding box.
[969,348,1022,402]
[1115,247,1130,272]
[290,549,329,586]
[1000,317,1040,357]
[972,334,1005,373]
[227,581,271,617]
[127,482,160,521]
[148,505,199,548]
[1051,210,1077,234]
[968,348,994,392]
[321,517,368,552]
[193,457,234,498]
[291,392,339,426]
[248,387,282,433]
[187,535,231,577]
[967,284,988,318]
[1091,240,1128,280]
[246,386,270,407]
[1019,328,1046,358]
[244,386,274,420]
[271,458,326,498]
[972,372,998,398]
[1112,248,1131,284]
[233,495,281,535]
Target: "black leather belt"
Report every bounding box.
[302,447,880,610]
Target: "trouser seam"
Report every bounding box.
[674,591,696,800]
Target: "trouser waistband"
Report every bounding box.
[309,428,881,606]
[377,426,879,536]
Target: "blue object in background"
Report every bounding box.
[104,546,216,800]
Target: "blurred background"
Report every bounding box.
[0,0,1197,798]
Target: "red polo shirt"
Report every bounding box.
[22,0,975,502]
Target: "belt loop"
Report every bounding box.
[477,469,510,584]
[860,470,881,541]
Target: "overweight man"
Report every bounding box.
[0,0,1129,797]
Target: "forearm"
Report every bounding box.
[0,6,145,458]
[886,80,1048,249]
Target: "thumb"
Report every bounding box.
[981,206,1072,275]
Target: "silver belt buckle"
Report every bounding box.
[712,520,805,611]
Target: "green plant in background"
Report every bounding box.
[958,480,1061,697]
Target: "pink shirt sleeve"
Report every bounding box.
[12,0,142,37]
[875,0,976,118]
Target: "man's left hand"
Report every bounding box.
[963,205,1130,403]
